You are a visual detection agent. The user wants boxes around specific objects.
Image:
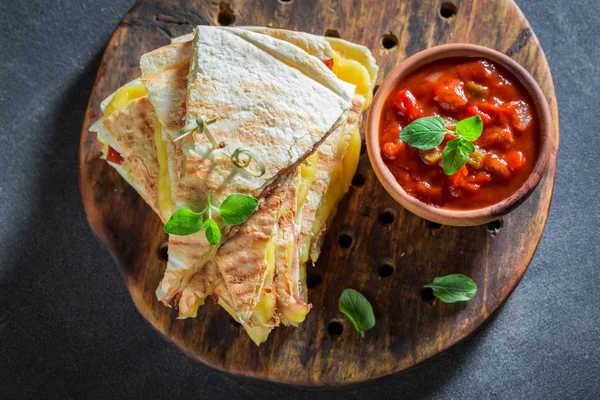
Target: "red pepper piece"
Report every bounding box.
[323,58,334,70]
[393,89,422,121]
[466,104,492,125]
[466,171,492,185]
[449,166,469,187]
[434,79,468,111]
[504,150,526,173]
[382,140,404,159]
[106,146,124,165]
[416,182,443,199]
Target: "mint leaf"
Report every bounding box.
[203,218,221,245]
[400,116,448,150]
[455,115,483,141]
[164,208,203,236]
[338,288,375,335]
[219,194,258,225]
[424,274,477,303]
[442,141,469,175]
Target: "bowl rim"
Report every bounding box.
[366,43,553,226]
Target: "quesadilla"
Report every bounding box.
[92,26,378,345]
[142,27,355,307]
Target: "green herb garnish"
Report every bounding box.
[219,194,259,225]
[400,115,483,175]
[163,192,258,244]
[424,274,478,303]
[338,288,375,336]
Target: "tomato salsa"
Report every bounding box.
[380,58,539,209]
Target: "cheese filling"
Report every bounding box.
[154,120,174,219]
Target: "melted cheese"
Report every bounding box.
[154,120,174,219]
[332,52,371,107]
[103,83,148,117]
[251,238,276,326]
[297,153,318,212]
[327,39,378,110]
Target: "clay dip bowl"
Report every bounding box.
[366,44,553,226]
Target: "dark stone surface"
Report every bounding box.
[0,0,597,398]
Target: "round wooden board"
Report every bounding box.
[79,0,559,386]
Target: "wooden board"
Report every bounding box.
[79,0,559,385]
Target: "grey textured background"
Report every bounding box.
[0,0,598,399]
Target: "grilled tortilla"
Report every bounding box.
[142,27,355,305]
[90,80,165,221]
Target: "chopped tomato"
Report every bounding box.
[466,171,492,184]
[503,100,532,132]
[504,150,526,173]
[465,104,492,125]
[382,140,404,159]
[323,58,334,70]
[381,121,401,142]
[416,181,442,199]
[449,166,468,187]
[434,78,468,111]
[106,146,124,165]
[393,90,422,121]
[477,126,514,147]
[456,60,495,82]
[484,154,511,178]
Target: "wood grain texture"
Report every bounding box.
[79,0,560,385]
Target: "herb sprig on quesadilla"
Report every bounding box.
[171,115,266,177]
[164,193,258,244]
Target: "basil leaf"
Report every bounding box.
[400,116,448,150]
[203,218,221,245]
[458,138,475,153]
[455,115,483,141]
[424,274,477,303]
[219,194,258,225]
[442,141,469,175]
[338,288,375,335]
[164,208,203,236]
[445,138,460,150]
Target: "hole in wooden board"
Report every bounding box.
[373,84,380,95]
[440,2,458,19]
[157,242,168,262]
[379,263,395,278]
[352,172,365,187]
[217,2,236,26]
[487,219,503,234]
[338,233,354,248]
[328,320,344,337]
[307,274,322,289]
[421,287,436,303]
[426,221,442,230]
[381,32,399,49]
[379,209,396,224]
[324,29,341,38]
[360,139,367,155]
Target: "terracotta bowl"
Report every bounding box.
[366,44,553,226]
